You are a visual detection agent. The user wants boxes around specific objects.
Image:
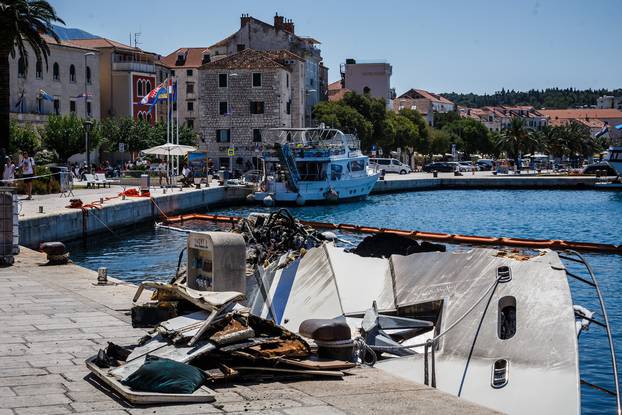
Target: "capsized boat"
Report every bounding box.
[253,127,380,206]
[235,215,620,415]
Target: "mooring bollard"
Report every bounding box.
[97,267,108,285]
[100,197,104,204]
[38,206,44,213]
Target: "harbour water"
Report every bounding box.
[68,189,622,414]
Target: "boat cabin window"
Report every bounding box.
[296,161,325,181]
[498,296,516,340]
[331,164,343,181]
[350,160,365,172]
[491,359,509,388]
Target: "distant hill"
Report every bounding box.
[441,88,622,109]
[51,24,99,40]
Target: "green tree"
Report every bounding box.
[312,100,374,148]
[442,118,494,156]
[0,0,64,154]
[429,129,451,156]
[42,114,101,162]
[495,118,537,163]
[9,120,41,154]
[433,111,461,130]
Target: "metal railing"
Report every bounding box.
[560,250,621,415]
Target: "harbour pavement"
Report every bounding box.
[0,248,500,415]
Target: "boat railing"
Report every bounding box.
[559,250,621,415]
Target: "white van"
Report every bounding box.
[369,158,412,174]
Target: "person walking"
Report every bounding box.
[158,159,167,187]
[2,156,16,186]
[17,151,35,200]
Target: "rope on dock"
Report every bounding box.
[161,213,622,255]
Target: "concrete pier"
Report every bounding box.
[373,172,601,193]
[18,185,251,248]
[0,248,499,415]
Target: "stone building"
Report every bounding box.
[198,48,305,171]
[340,59,394,108]
[160,48,209,132]
[204,13,325,126]
[9,35,101,126]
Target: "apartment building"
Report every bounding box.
[597,95,622,110]
[460,106,548,132]
[394,89,455,125]
[9,35,101,125]
[339,59,394,108]
[198,48,305,171]
[71,38,162,124]
[540,109,622,139]
[203,13,325,126]
[160,48,208,131]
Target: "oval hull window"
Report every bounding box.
[498,296,516,340]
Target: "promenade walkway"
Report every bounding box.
[0,248,498,415]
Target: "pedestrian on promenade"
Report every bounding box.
[17,151,35,200]
[2,156,16,186]
[158,159,167,187]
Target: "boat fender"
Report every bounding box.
[295,194,306,206]
[263,195,274,207]
[321,231,338,241]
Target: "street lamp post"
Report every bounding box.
[83,119,93,172]
[83,52,95,172]
[305,89,317,127]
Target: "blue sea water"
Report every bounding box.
[68,189,622,414]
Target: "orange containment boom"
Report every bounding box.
[162,213,622,255]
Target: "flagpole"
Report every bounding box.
[166,77,170,185]
[175,78,179,175]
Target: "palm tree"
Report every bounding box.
[496,118,537,165]
[0,0,64,156]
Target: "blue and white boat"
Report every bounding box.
[254,127,380,206]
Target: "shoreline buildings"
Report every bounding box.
[9,35,101,125]
[198,48,305,170]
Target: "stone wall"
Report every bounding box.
[199,64,304,170]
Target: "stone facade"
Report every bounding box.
[161,48,209,133]
[205,14,324,126]
[9,36,101,125]
[198,49,304,171]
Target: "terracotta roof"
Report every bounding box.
[161,47,208,68]
[539,109,622,120]
[328,88,350,102]
[398,88,454,105]
[70,37,139,52]
[200,48,286,70]
[41,34,97,51]
[575,118,606,129]
[264,49,304,63]
[328,80,344,91]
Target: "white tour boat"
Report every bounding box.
[253,127,380,206]
[605,146,622,177]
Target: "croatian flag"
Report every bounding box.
[141,82,166,105]
[595,122,609,138]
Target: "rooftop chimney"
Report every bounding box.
[240,13,251,28]
[274,13,294,34]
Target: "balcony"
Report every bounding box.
[112,61,155,73]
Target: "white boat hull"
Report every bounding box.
[254,172,380,204]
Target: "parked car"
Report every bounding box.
[476,159,494,171]
[422,162,456,173]
[582,162,617,176]
[458,161,477,172]
[369,158,412,174]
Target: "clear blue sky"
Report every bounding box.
[49,0,621,95]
